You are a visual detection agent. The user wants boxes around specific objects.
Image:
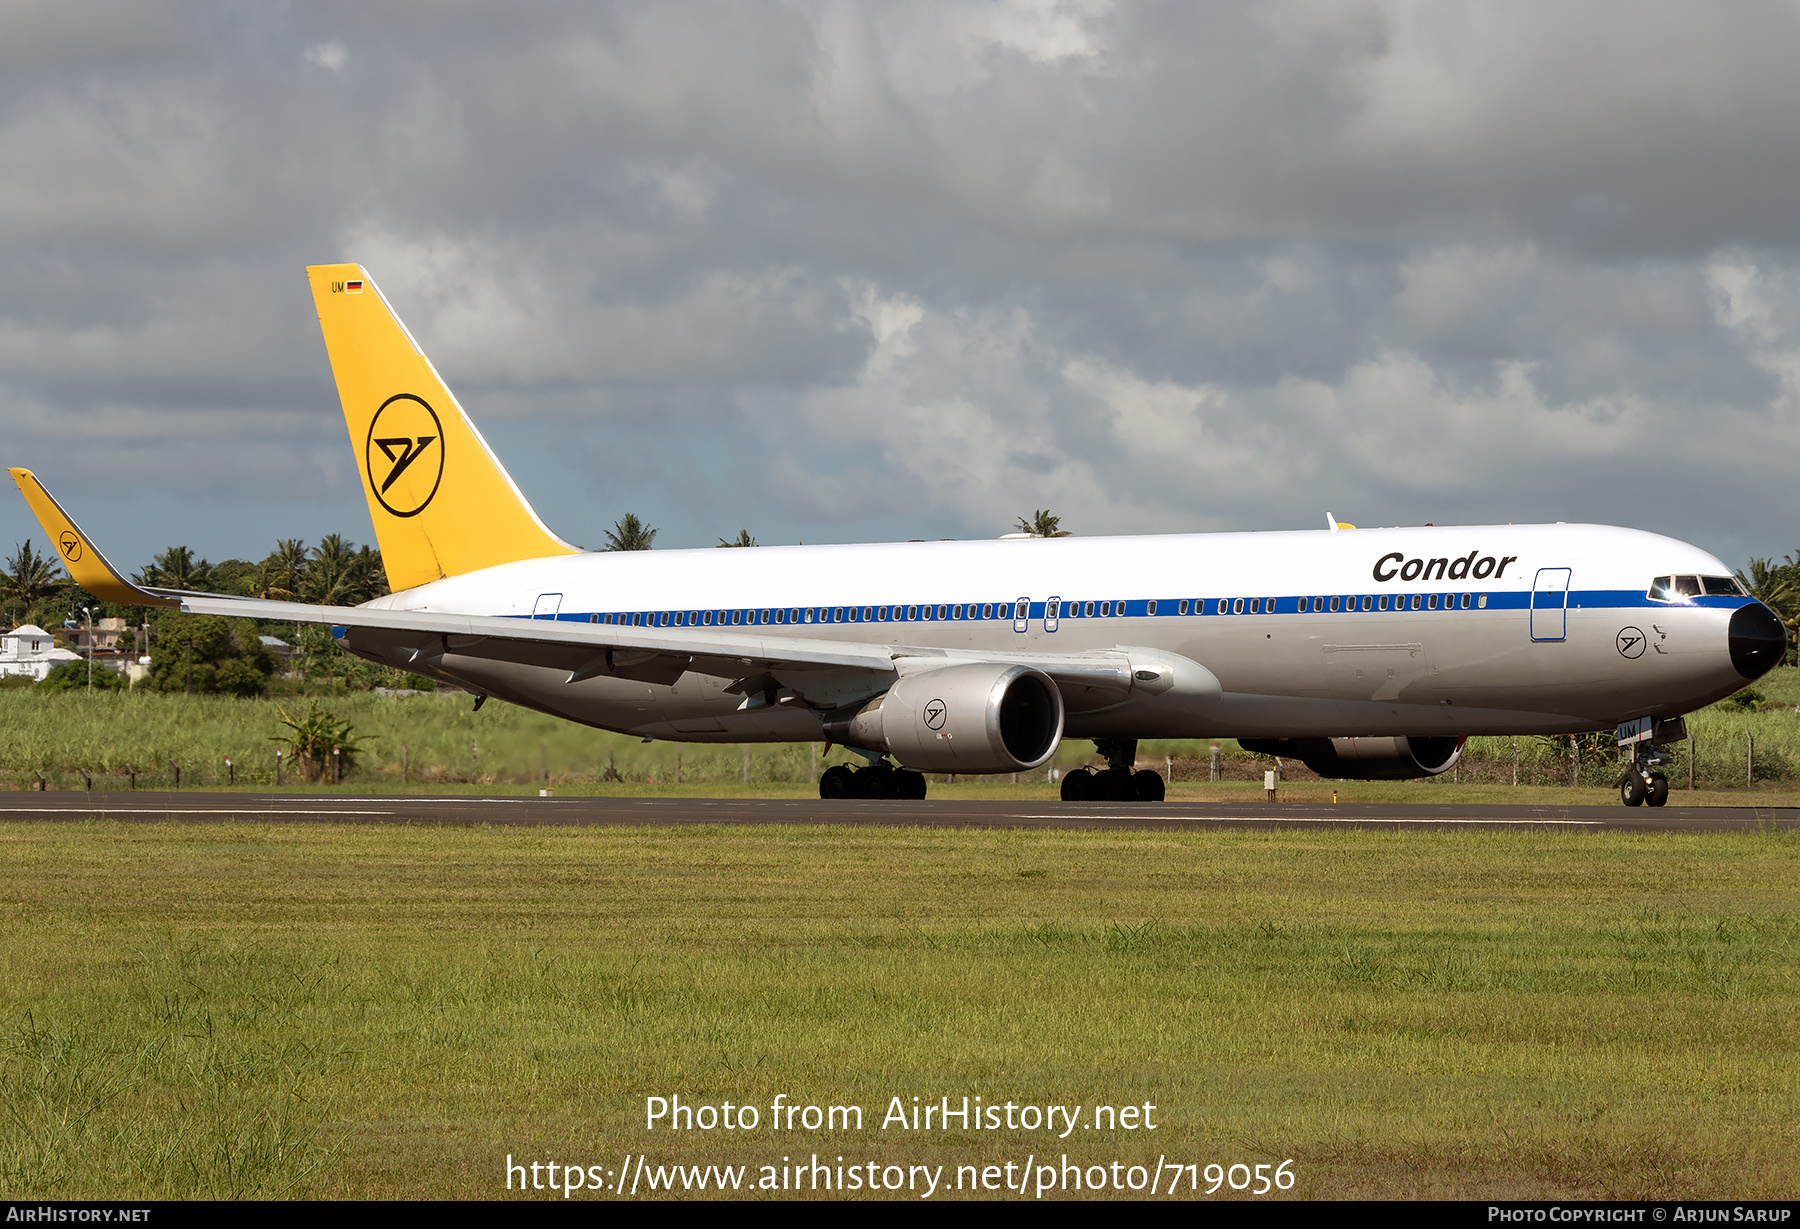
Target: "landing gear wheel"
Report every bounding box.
[894,769,928,800]
[855,766,894,799]
[1621,772,1647,807]
[1060,767,1095,802]
[1094,768,1134,802]
[1646,772,1669,808]
[819,765,855,800]
[1131,770,1166,802]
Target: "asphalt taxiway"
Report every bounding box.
[0,792,1793,832]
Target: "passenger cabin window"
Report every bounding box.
[1178,600,1189,615]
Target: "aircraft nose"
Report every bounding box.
[1729,602,1787,680]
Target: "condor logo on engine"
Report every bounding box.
[1373,551,1519,584]
[923,699,947,730]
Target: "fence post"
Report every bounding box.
[225,757,233,787]
[276,750,284,786]
[126,763,135,790]
[1569,735,1578,788]
[1209,742,1221,782]
[1748,732,1754,788]
[1688,734,1695,791]
[472,741,478,785]
[401,743,409,786]
[1512,743,1519,786]
[1165,753,1173,782]
[676,752,683,786]
[810,744,817,785]
[742,746,750,785]
[170,760,180,789]
[81,770,92,792]
[33,770,45,792]
[332,745,341,785]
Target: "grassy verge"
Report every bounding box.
[1,821,1795,1199]
[4,665,1800,797]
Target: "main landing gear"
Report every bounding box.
[1059,739,1165,803]
[819,761,928,800]
[1619,744,1670,808]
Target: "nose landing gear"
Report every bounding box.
[1618,728,1675,808]
[1059,739,1166,802]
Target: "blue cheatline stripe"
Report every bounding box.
[485,592,1754,627]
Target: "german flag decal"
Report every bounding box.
[346,279,364,294]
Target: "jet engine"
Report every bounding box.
[822,663,1064,774]
[1239,735,1464,780]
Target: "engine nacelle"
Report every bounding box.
[822,663,1064,774]
[1239,735,1465,780]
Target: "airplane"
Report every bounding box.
[10,264,1787,808]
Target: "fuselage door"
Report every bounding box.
[1530,569,1570,642]
[533,592,563,620]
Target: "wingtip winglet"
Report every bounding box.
[8,467,174,607]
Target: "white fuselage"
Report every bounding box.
[352,522,1762,743]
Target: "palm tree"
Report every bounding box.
[1014,510,1071,538]
[305,534,361,605]
[256,539,310,600]
[604,513,657,551]
[135,545,212,591]
[718,529,758,547]
[0,539,65,621]
[353,545,389,600]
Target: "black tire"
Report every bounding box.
[1131,770,1166,802]
[1094,768,1133,802]
[1647,772,1669,808]
[859,766,896,800]
[1621,772,1647,807]
[819,765,855,800]
[895,769,928,800]
[1060,768,1093,802]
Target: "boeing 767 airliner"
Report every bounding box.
[12,265,1785,806]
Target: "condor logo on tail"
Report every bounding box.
[365,394,445,518]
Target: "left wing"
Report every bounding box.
[10,468,1188,708]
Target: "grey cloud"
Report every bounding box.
[1,0,1798,572]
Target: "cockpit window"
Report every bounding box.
[1650,574,1744,601]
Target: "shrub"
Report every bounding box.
[38,660,125,692]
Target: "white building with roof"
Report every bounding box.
[0,625,82,681]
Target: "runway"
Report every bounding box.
[0,791,1794,832]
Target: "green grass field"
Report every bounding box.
[3,665,1799,796]
[1,820,1795,1200]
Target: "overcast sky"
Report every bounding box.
[5,0,1800,577]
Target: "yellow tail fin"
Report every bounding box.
[306,264,578,591]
